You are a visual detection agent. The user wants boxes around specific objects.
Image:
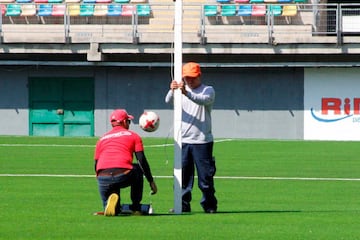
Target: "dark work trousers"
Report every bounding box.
[97,163,144,213]
[182,142,217,212]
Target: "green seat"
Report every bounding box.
[114,0,129,3]
[204,5,217,17]
[80,4,94,16]
[221,5,236,16]
[136,4,150,16]
[294,0,307,2]
[48,0,63,3]
[268,5,282,16]
[5,4,21,16]
[249,0,264,3]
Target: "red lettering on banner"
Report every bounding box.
[321,98,360,115]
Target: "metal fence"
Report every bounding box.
[0,3,360,45]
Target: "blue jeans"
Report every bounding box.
[182,142,217,212]
[97,163,143,213]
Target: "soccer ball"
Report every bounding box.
[139,111,160,132]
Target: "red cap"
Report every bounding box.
[182,62,201,78]
[110,109,134,122]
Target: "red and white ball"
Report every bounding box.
[139,111,160,132]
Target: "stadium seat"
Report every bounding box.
[16,0,32,3]
[114,0,129,3]
[93,4,107,16]
[204,5,217,17]
[136,4,150,16]
[0,0,14,3]
[120,4,134,16]
[221,4,236,16]
[21,4,36,16]
[34,0,49,3]
[277,0,292,2]
[251,4,266,16]
[216,0,230,3]
[282,5,297,16]
[264,0,278,2]
[294,0,307,2]
[130,0,147,3]
[37,4,52,16]
[67,4,80,16]
[5,4,21,16]
[268,4,282,16]
[80,4,94,16]
[95,0,111,3]
[83,0,95,3]
[237,4,251,16]
[107,4,121,16]
[48,0,63,3]
[65,0,80,3]
[1,4,6,15]
[250,0,264,3]
[51,4,65,16]
[234,0,249,3]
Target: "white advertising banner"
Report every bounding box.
[304,68,360,141]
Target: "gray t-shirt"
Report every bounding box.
[165,83,215,144]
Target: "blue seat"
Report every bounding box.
[80,4,94,16]
[83,0,96,3]
[16,0,32,3]
[204,5,217,17]
[221,5,236,16]
[216,0,230,3]
[107,4,121,16]
[268,5,282,16]
[5,4,21,16]
[277,0,292,2]
[37,4,53,16]
[237,5,252,16]
[136,4,150,16]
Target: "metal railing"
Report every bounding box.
[0,3,360,45]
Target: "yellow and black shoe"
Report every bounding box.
[104,193,119,217]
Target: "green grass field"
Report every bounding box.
[1,136,360,239]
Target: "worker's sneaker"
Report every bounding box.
[104,193,119,216]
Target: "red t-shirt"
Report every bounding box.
[94,126,144,171]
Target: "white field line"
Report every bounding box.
[0,138,235,148]
[1,174,360,181]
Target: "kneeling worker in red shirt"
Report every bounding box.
[94,109,157,216]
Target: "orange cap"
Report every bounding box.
[182,62,201,78]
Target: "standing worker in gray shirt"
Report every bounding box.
[165,62,217,213]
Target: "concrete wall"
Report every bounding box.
[0,65,304,139]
